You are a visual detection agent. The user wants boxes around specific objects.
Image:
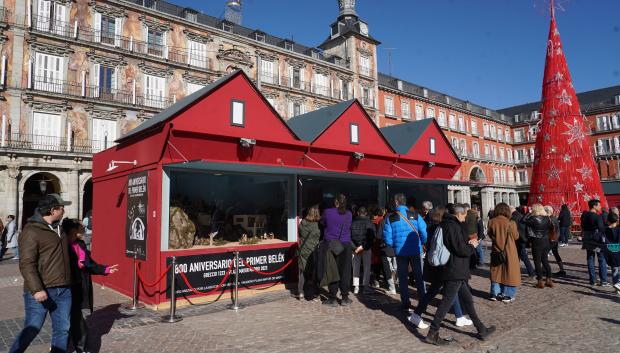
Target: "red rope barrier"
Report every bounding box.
[178,259,235,296]
[136,264,172,288]
[241,258,294,276]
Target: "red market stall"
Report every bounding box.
[91,70,460,307]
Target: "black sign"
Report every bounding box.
[166,247,293,298]
[126,171,148,260]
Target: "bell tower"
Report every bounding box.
[338,0,358,19]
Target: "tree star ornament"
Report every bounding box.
[557,89,572,106]
[576,164,593,181]
[562,119,586,147]
[548,118,556,126]
[574,182,584,192]
[543,133,551,141]
[545,165,561,181]
[562,154,571,162]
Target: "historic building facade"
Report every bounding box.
[0,0,380,227]
[0,0,618,226]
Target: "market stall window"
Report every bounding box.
[231,100,245,126]
[168,171,289,249]
[299,177,379,215]
[350,123,359,144]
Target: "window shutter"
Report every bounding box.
[93,12,101,42]
[163,32,168,59]
[288,101,293,117]
[114,17,122,46]
[287,65,293,87]
[37,0,51,31]
[53,3,66,35]
[111,67,118,91]
[91,63,100,98]
[300,103,305,114]
[299,67,305,90]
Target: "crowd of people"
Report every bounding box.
[4,191,620,351]
[7,194,117,353]
[297,194,620,346]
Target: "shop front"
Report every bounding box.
[91,70,460,307]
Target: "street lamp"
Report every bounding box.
[39,179,48,195]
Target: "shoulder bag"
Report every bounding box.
[490,225,511,267]
[328,223,345,256]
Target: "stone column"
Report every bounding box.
[65,169,80,219]
[502,192,509,204]
[448,189,454,204]
[0,165,20,219]
[481,188,494,221]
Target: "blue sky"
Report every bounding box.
[174,0,619,109]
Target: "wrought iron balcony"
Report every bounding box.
[0,133,112,154]
[0,6,12,23]
[30,76,174,110]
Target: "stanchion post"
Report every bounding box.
[228,251,243,311]
[162,256,183,323]
[124,250,144,311]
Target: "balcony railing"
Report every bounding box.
[358,66,372,77]
[0,6,12,23]
[31,15,210,70]
[30,76,173,110]
[1,133,112,154]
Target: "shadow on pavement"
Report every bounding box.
[572,290,620,304]
[599,317,620,325]
[86,304,135,353]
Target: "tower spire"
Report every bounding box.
[338,0,357,19]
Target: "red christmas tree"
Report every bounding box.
[528,4,607,217]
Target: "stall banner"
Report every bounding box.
[125,171,148,260]
[166,247,292,298]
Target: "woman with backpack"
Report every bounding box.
[487,203,520,302]
[409,206,473,329]
[320,194,353,306]
[522,204,554,289]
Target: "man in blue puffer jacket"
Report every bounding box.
[384,193,427,310]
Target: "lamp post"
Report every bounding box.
[39,179,48,195]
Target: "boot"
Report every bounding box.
[554,262,566,277]
[424,329,451,346]
[536,279,545,289]
[477,325,497,341]
[545,277,554,288]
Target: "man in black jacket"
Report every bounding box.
[424,205,495,346]
[512,206,535,277]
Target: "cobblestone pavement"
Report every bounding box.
[1,244,619,353]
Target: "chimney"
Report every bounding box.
[397,80,403,90]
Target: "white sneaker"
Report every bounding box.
[387,288,396,295]
[455,317,473,327]
[613,282,620,292]
[408,313,429,329]
[353,286,359,294]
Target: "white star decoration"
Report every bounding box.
[554,27,560,36]
[558,89,572,106]
[546,165,561,181]
[537,195,544,203]
[543,133,551,141]
[549,118,556,126]
[548,108,558,117]
[562,154,571,162]
[554,72,564,83]
[562,119,586,147]
[592,194,601,201]
[574,182,584,192]
[555,46,563,56]
[576,164,593,181]
[583,193,591,202]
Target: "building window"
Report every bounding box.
[513,128,523,143]
[92,118,117,152]
[288,66,305,90]
[359,55,371,76]
[483,123,490,138]
[255,33,265,42]
[504,128,510,143]
[447,113,455,129]
[458,115,465,132]
[143,74,166,108]
[91,64,117,98]
[499,148,505,161]
[473,142,480,158]
[460,139,467,154]
[490,125,497,139]
[497,128,503,141]
[231,100,245,126]
[612,114,620,129]
[186,82,204,95]
[93,13,119,46]
[415,104,423,120]
[597,116,610,131]
[362,87,372,107]
[350,123,359,144]
[260,59,276,84]
[529,147,535,160]
[288,100,304,117]
[35,0,67,35]
[484,144,490,159]
[147,27,165,57]
[32,111,61,150]
[313,72,330,97]
[341,80,350,100]
[188,39,207,68]
[430,138,436,155]
[384,96,394,116]
[33,52,63,93]
[222,22,233,33]
[492,145,497,160]
[471,120,478,135]
[426,107,435,119]
[284,41,294,51]
[507,149,513,162]
[401,101,410,119]
[501,170,507,183]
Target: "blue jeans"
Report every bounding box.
[490,282,517,298]
[396,254,426,307]
[476,243,485,265]
[559,227,570,244]
[517,241,535,276]
[9,287,72,353]
[415,281,463,317]
[586,250,608,284]
[612,267,620,285]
